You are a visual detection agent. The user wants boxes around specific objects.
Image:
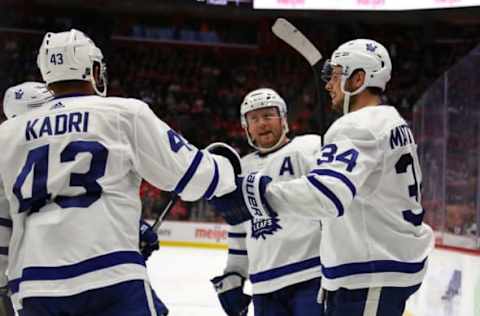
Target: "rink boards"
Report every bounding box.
[156,220,480,316]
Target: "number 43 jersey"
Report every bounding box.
[266,106,435,291]
[0,95,236,306]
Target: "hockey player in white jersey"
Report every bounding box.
[209,39,434,316]
[0,81,53,316]
[211,88,323,316]
[0,29,237,316]
[2,82,53,120]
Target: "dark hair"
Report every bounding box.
[366,87,383,96]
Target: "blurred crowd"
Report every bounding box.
[0,11,479,233]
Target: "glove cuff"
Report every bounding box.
[211,272,246,294]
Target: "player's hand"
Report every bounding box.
[208,176,251,225]
[211,272,251,316]
[205,142,242,175]
[139,219,159,260]
[209,173,273,225]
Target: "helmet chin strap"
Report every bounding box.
[91,66,107,97]
[340,76,368,115]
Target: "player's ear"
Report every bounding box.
[352,70,366,90]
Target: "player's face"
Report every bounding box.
[324,65,344,112]
[246,107,283,149]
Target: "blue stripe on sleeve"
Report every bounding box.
[250,257,321,284]
[309,169,356,197]
[8,279,19,294]
[321,258,428,279]
[228,249,247,255]
[174,150,204,194]
[307,175,345,217]
[0,218,12,228]
[202,158,219,199]
[8,250,145,294]
[228,232,247,238]
[0,247,7,255]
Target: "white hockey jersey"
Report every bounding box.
[265,106,434,291]
[0,95,235,307]
[225,135,323,294]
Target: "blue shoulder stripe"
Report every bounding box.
[0,247,7,255]
[228,249,247,255]
[310,169,356,197]
[0,218,12,228]
[307,175,344,217]
[9,250,145,294]
[228,232,247,238]
[322,258,427,279]
[250,257,321,283]
[202,158,219,199]
[174,150,204,194]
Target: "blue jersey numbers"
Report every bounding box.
[14,141,108,215]
[317,144,359,172]
[395,153,425,226]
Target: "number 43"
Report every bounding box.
[13,141,108,215]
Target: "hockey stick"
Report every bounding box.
[151,192,178,232]
[150,143,242,231]
[271,18,327,136]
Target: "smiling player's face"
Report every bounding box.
[246,107,283,149]
[324,65,346,113]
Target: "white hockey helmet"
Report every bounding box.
[322,39,392,114]
[240,88,289,152]
[37,29,107,96]
[3,82,53,119]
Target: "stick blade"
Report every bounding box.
[272,18,322,66]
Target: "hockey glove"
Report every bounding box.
[139,219,160,260]
[209,172,273,225]
[205,142,242,176]
[211,272,251,316]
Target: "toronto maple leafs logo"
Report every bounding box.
[15,89,24,100]
[366,42,378,52]
[251,214,282,240]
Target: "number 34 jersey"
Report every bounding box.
[0,95,235,305]
[266,106,435,291]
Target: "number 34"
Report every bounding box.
[317,144,359,172]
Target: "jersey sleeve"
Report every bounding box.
[0,178,11,287]
[132,103,236,201]
[223,224,249,278]
[266,121,382,220]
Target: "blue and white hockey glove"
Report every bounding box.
[211,272,251,316]
[209,172,273,225]
[139,219,159,260]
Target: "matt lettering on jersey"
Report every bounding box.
[25,111,89,141]
[389,124,415,149]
